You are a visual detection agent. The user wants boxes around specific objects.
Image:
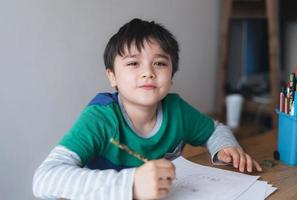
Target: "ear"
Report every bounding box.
[106,69,117,87]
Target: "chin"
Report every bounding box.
[120,91,167,106]
[138,100,159,107]
[136,97,161,107]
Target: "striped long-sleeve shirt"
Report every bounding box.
[33,145,135,200]
[32,121,239,200]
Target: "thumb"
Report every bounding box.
[217,150,232,163]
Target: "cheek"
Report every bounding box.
[116,72,136,86]
[159,73,172,84]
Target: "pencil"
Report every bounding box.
[110,137,177,180]
[110,137,149,163]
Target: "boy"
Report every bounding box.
[33,18,262,200]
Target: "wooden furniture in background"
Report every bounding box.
[217,0,281,129]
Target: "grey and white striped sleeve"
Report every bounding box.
[205,120,241,165]
[32,146,135,200]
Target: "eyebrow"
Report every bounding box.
[155,54,170,60]
[122,53,170,60]
[122,54,138,59]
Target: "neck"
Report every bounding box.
[120,96,158,136]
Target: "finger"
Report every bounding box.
[253,160,263,172]
[157,178,173,190]
[229,149,240,169]
[218,151,232,163]
[154,159,175,169]
[239,153,246,172]
[245,154,253,172]
[156,188,169,199]
[156,168,176,180]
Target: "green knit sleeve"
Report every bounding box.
[58,105,117,165]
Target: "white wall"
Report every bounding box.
[0,1,220,199]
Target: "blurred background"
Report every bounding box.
[0,0,296,199]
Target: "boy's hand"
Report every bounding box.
[217,147,262,173]
[133,159,176,200]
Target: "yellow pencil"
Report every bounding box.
[110,137,177,180]
[110,137,149,163]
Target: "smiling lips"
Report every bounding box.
[139,84,157,90]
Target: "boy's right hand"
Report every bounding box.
[133,159,176,200]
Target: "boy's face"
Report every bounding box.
[106,39,173,108]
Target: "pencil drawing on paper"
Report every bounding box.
[173,173,221,193]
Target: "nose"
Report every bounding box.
[141,66,156,79]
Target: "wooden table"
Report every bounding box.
[188,130,297,200]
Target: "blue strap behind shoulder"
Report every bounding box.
[88,92,118,106]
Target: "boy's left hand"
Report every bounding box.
[217,147,262,173]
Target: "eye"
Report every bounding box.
[154,62,167,68]
[126,62,138,67]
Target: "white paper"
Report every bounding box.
[265,184,277,198]
[236,180,267,200]
[165,157,259,200]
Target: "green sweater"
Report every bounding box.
[59,93,214,169]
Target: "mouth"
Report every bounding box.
[139,84,157,90]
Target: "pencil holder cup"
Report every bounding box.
[276,110,297,166]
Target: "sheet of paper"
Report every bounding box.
[236,180,267,200]
[265,184,277,198]
[165,157,259,200]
